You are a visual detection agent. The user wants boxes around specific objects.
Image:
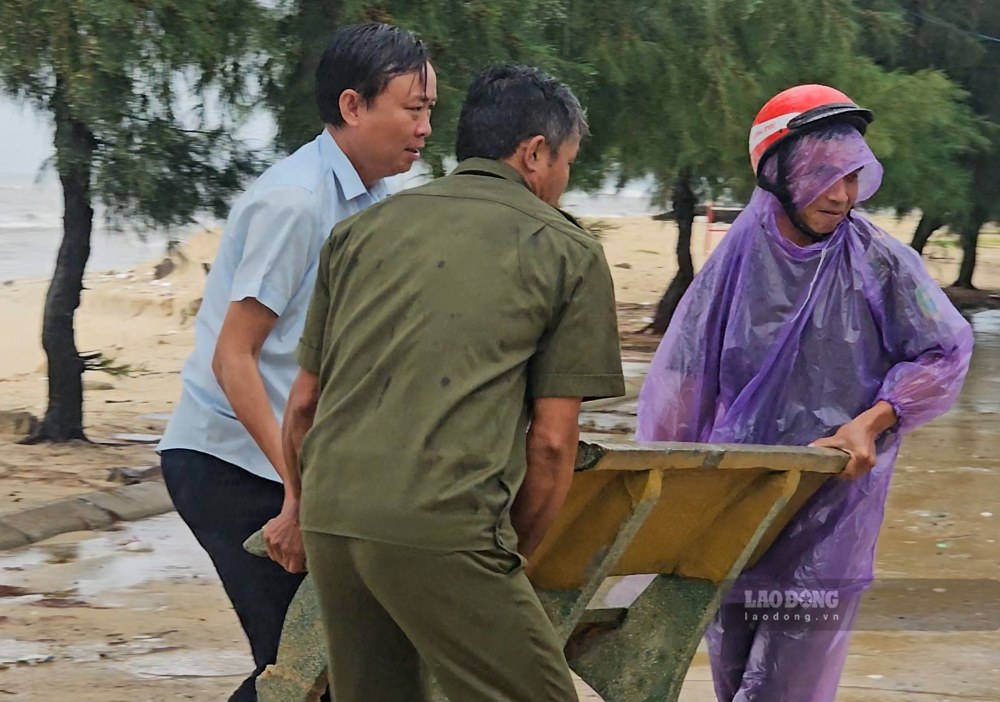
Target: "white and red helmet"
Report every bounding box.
[749,84,873,175]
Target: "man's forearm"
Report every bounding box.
[280,409,312,504]
[280,370,319,504]
[216,352,292,496]
[512,439,577,558]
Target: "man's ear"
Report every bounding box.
[338,89,364,127]
[519,135,547,173]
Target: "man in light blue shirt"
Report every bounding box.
[158,23,436,701]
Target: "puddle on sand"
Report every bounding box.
[107,649,250,679]
[0,515,216,602]
[955,310,1000,415]
[0,639,54,665]
[0,637,249,680]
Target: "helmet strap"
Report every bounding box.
[787,208,834,244]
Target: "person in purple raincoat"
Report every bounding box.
[637,84,974,701]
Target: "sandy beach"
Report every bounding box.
[1,214,998,700]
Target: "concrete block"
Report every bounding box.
[79,481,173,521]
[2,503,93,542]
[0,521,30,550]
[68,498,117,529]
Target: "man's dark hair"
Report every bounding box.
[455,65,589,161]
[315,23,429,128]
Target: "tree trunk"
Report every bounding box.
[648,169,697,335]
[910,212,942,255]
[952,211,984,289]
[24,80,96,443]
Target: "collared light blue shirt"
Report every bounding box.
[159,130,388,482]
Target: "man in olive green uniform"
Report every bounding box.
[278,65,624,701]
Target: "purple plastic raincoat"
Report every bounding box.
[636,125,973,702]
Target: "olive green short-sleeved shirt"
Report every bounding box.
[297,158,624,552]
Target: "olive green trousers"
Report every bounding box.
[302,531,578,702]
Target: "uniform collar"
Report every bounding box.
[319,128,385,201]
[452,158,529,188]
[452,157,583,229]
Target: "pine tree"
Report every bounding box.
[0,0,270,441]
